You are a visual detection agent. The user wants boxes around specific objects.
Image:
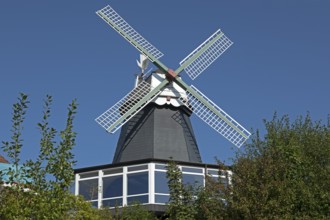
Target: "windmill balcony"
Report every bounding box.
[74,159,231,211]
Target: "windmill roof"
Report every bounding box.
[0,155,9,164]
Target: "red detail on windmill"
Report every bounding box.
[166,69,177,81]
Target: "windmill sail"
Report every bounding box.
[96,81,163,133]
[179,29,233,80]
[96,5,164,62]
[179,85,250,148]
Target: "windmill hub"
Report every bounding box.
[165,69,177,81]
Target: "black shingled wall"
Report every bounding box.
[113,103,202,164]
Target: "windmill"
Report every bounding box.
[95,5,251,163]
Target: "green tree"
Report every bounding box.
[0,94,99,219]
[1,93,29,184]
[164,113,330,220]
[194,163,230,220]
[227,113,330,220]
[165,161,197,220]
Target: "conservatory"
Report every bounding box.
[74,159,231,211]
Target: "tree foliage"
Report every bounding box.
[165,161,230,220]
[1,93,29,184]
[165,113,330,220]
[193,165,229,220]
[227,113,330,220]
[0,94,100,219]
[0,93,157,220]
[165,161,197,220]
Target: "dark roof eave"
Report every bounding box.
[74,158,231,174]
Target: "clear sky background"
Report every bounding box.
[1,0,329,168]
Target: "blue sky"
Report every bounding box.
[1,0,329,168]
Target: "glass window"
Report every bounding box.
[207,176,228,186]
[127,195,148,204]
[79,171,98,179]
[91,201,98,208]
[208,169,228,177]
[79,179,98,200]
[127,164,148,172]
[220,177,229,188]
[103,175,123,198]
[182,167,204,174]
[207,169,219,176]
[210,176,219,183]
[155,171,169,194]
[102,198,123,207]
[103,168,122,175]
[127,172,148,195]
[205,176,219,187]
[182,174,204,188]
[155,195,169,204]
[69,182,75,194]
[155,164,167,170]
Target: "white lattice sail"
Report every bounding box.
[179,85,250,148]
[97,5,164,62]
[95,81,161,133]
[179,29,233,80]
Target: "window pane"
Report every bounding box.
[207,169,219,175]
[155,195,169,204]
[103,175,123,198]
[127,172,148,195]
[127,195,148,204]
[102,198,123,207]
[155,164,167,170]
[207,176,229,187]
[155,172,169,194]
[182,174,204,188]
[220,177,229,188]
[127,164,148,172]
[69,182,75,194]
[103,168,122,175]
[182,167,204,174]
[79,171,98,179]
[79,179,98,200]
[91,201,98,208]
[208,169,227,176]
